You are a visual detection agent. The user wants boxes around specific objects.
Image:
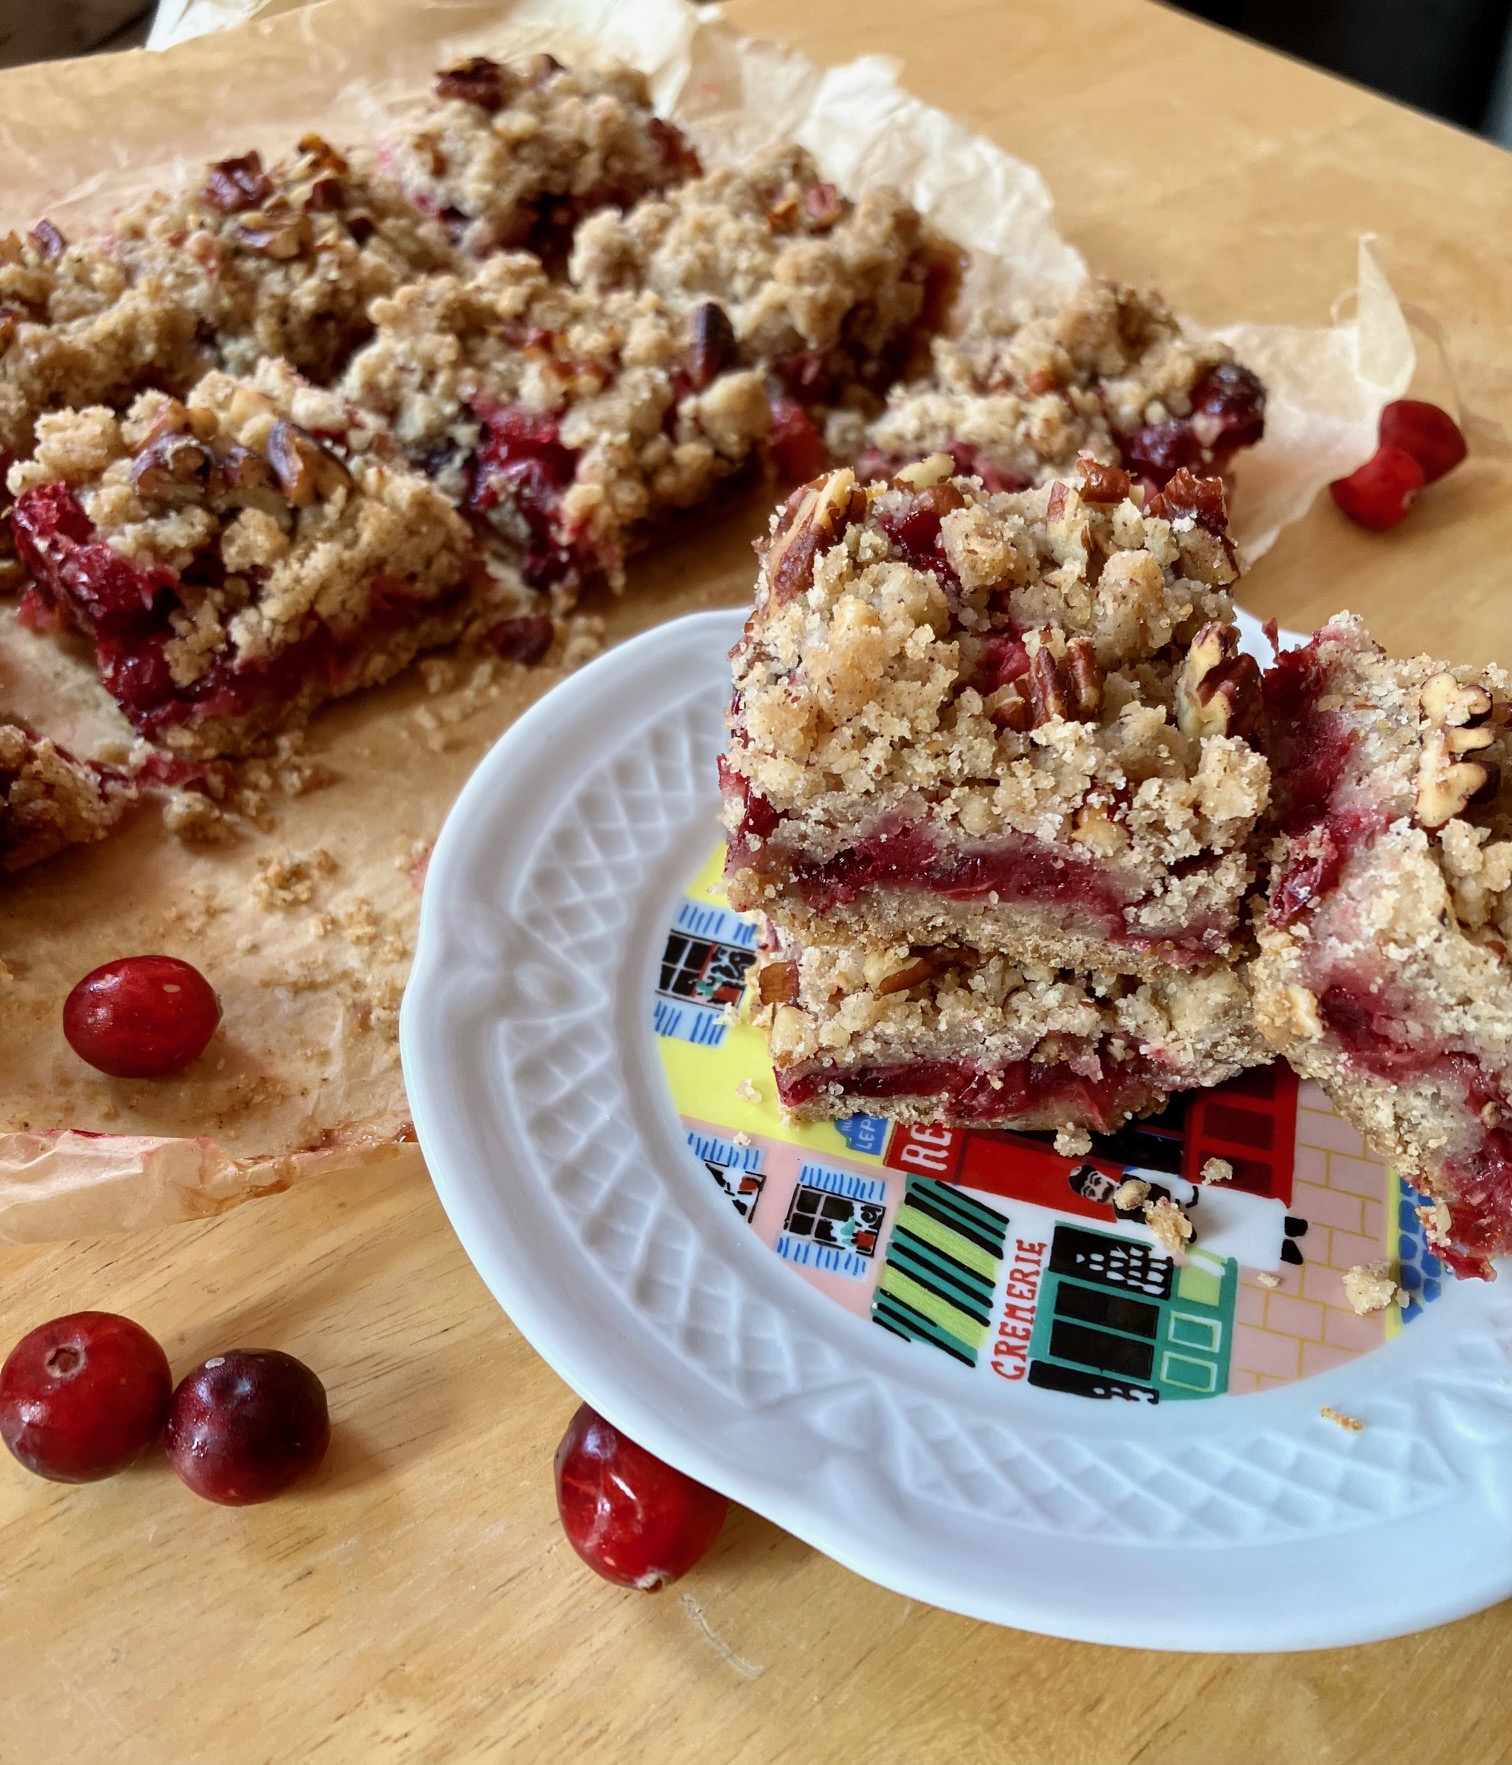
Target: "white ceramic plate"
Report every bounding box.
[402,608,1512,1651]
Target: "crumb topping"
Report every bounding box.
[726,464,1264,874]
[385,55,697,260]
[571,144,950,394]
[858,280,1255,487]
[0,722,133,871]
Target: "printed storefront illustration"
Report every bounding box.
[654,845,1445,1404]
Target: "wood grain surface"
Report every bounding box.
[5,1,1512,1759]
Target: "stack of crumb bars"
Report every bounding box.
[723,443,1512,1279]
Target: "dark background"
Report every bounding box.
[1173,0,1512,138]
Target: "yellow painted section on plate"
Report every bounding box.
[1176,1262,1222,1308]
[656,842,886,1165]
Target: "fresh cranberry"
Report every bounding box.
[166,1350,330,1506]
[874,484,965,585]
[1378,399,1467,484]
[484,614,555,666]
[467,402,581,589]
[0,1312,171,1483]
[554,1403,727,1590]
[1329,446,1425,531]
[63,955,221,1079]
[767,396,830,482]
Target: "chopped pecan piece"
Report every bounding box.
[1416,729,1499,828]
[265,421,353,507]
[1024,365,1061,396]
[435,55,505,110]
[203,151,272,214]
[212,443,279,506]
[131,432,215,506]
[992,631,1103,729]
[1148,466,1228,536]
[0,311,17,355]
[766,196,800,231]
[524,52,564,86]
[232,209,312,259]
[295,133,348,176]
[873,956,933,996]
[688,302,738,391]
[757,960,800,1006]
[27,219,65,261]
[1174,621,1261,741]
[1076,455,1132,504]
[764,467,867,600]
[1419,670,1494,730]
[893,452,955,491]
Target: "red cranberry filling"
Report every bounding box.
[466,400,586,590]
[767,395,830,483]
[1310,977,1512,1276]
[13,482,459,739]
[874,485,964,589]
[776,1048,1172,1130]
[1268,808,1390,927]
[778,819,1226,958]
[1116,364,1266,489]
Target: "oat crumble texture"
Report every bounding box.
[856,280,1266,493]
[6,362,519,757]
[722,458,1268,978]
[1251,612,1512,1277]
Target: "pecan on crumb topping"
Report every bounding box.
[763,466,868,600]
[202,152,274,215]
[1175,620,1261,742]
[435,56,507,109]
[1414,669,1500,828]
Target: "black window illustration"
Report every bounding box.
[1048,1223,1174,1299]
[1028,1360,1158,1403]
[1047,1319,1157,1382]
[784,1185,883,1258]
[1052,1280,1160,1339]
[658,931,755,1007]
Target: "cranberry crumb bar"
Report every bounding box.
[754,937,1264,1129]
[0,224,200,468]
[570,144,959,478]
[0,722,135,871]
[854,280,1265,495]
[383,55,700,261]
[721,454,1269,978]
[7,361,498,757]
[109,136,457,385]
[1252,613,1512,1276]
[340,254,773,597]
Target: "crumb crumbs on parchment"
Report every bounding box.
[252,847,337,909]
[735,1078,762,1104]
[1320,1406,1365,1432]
[1054,1126,1092,1158]
[1113,1178,1151,1212]
[1144,1195,1194,1257]
[733,1131,752,1148]
[1343,1259,1403,1317]
[1200,1156,1233,1184]
[1256,1271,1282,1289]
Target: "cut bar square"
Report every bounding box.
[1252,612,1512,1277]
[756,936,1266,1131]
[721,455,1270,979]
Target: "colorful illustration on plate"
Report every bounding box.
[653,844,1445,1403]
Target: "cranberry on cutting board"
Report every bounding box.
[554,1403,728,1590]
[0,1312,172,1483]
[166,1350,330,1506]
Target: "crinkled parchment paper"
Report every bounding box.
[0,0,1412,1242]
